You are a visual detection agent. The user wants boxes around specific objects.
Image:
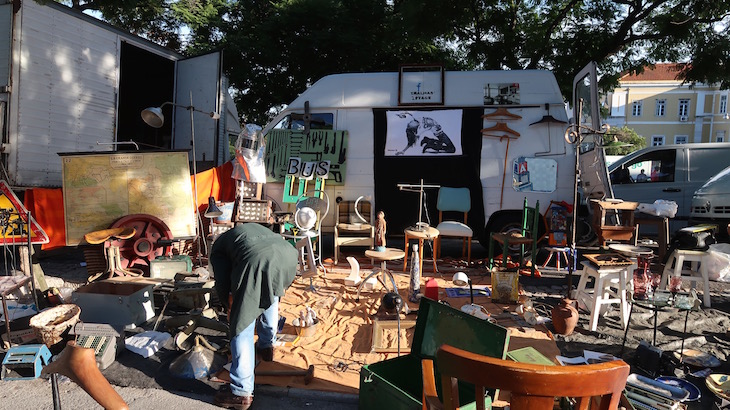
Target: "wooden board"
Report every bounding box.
[584,253,633,266]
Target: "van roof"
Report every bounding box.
[284,70,565,110]
[608,142,730,172]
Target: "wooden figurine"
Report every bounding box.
[375,211,386,251]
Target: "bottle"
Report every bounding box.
[408,244,421,302]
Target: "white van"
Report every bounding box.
[690,165,730,241]
[608,142,730,230]
[261,64,607,246]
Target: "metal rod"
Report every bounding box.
[96,141,139,150]
[27,211,38,309]
[51,373,62,410]
[187,91,206,266]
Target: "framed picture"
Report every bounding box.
[398,65,444,106]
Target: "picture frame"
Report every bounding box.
[398,64,444,106]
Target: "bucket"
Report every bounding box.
[292,318,319,338]
[215,202,235,223]
[29,304,81,347]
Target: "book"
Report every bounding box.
[506,346,555,365]
[556,350,619,366]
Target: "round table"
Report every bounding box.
[403,226,439,274]
[357,248,405,301]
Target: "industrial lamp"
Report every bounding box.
[141,92,220,262]
[141,102,220,129]
[452,271,473,305]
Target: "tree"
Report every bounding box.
[603,126,646,156]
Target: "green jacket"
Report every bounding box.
[211,223,298,337]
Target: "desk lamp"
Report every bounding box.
[453,272,490,320]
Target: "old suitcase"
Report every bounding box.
[72,280,155,327]
[359,297,510,410]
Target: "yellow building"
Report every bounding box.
[607,63,730,145]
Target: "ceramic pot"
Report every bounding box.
[552,298,579,335]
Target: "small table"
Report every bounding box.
[573,259,634,332]
[1,275,33,348]
[403,226,439,274]
[357,248,405,301]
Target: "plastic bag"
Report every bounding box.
[232,124,267,182]
[706,243,730,282]
[636,199,678,218]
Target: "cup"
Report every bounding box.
[669,276,682,293]
[633,270,649,300]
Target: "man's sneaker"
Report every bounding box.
[255,346,274,362]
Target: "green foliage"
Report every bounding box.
[50,0,730,127]
[603,127,646,156]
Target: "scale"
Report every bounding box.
[69,323,122,369]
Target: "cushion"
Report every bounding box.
[436,221,473,237]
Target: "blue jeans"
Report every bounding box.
[229,297,279,397]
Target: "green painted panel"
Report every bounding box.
[264,129,348,185]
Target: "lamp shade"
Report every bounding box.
[141,107,165,128]
[452,271,470,287]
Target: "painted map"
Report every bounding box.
[61,151,196,246]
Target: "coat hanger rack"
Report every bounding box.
[482,107,522,120]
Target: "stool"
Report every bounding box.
[403,227,439,274]
[572,261,632,332]
[357,248,405,301]
[0,275,34,348]
[660,249,711,307]
[541,246,571,271]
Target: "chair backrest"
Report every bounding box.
[437,187,471,223]
[521,197,540,238]
[435,344,629,410]
[336,199,372,225]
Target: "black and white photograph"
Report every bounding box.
[384,110,463,156]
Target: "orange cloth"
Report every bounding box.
[24,161,238,251]
[24,188,67,250]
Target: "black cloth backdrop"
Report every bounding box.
[373,108,485,245]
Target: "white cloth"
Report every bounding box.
[125,331,171,358]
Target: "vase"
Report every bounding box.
[552,298,579,335]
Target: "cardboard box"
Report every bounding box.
[72,281,155,327]
[359,297,510,410]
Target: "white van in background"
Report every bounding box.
[608,143,730,231]
[690,165,730,241]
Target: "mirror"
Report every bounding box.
[512,157,557,192]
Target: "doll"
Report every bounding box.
[375,211,387,251]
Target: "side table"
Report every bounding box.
[403,226,439,274]
[1,275,34,348]
[357,248,405,301]
[573,260,633,332]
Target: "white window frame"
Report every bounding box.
[632,101,642,117]
[721,95,728,114]
[678,99,690,117]
[652,135,665,146]
[674,135,689,144]
[717,131,726,142]
[655,99,666,117]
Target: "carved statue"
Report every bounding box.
[375,211,387,250]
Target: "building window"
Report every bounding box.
[678,99,690,117]
[655,99,666,117]
[632,101,643,117]
[721,95,728,114]
[652,135,665,146]
[675,135,688,144]
[717,131,726,142]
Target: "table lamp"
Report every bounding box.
[452,271,473,305]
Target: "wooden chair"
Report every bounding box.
[488,197,540,276]
[434,187,473,263]
[423,344,630,410]
[333,198,374,265]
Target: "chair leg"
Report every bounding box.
[488,235,495,270]
[466,237,471,264]
[403,235,409,272]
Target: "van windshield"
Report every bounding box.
[610,149,676,185]
[274,113,334,131]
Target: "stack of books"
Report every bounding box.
[625,374,688,410]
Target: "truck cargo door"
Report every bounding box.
[572,62,613,202]
[174,51,223,172]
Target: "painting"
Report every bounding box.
[384,110,463,157]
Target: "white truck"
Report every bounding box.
[261,63,608,246]
[0,0,239,188]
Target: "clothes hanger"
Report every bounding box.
[481,122,520,137]
[482,107,522,120]
[529,104,567,126]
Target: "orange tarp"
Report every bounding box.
[23,161,237,251]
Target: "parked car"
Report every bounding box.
[689,165,730,242]
[608,142,730,231]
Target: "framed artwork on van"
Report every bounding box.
[398,65,444,106]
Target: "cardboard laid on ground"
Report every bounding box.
[253,261,559,394]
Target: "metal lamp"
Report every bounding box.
[452,271,473,305]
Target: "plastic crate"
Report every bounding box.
[235,199,272,223]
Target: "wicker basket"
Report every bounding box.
[29,304,81,347]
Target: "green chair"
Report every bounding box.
[488,198,540,277]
